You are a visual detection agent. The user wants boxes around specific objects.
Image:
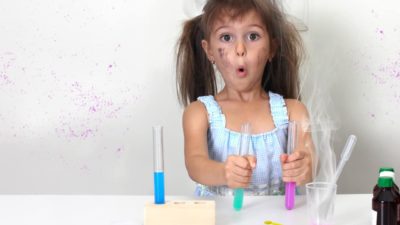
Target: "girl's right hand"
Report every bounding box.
[224,155,256,189]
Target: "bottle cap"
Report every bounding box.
[378,167,395,182]
[380,171,395,179]
[379,167,394,173]
[378,177,393,188]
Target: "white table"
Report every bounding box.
[0,194,371,225]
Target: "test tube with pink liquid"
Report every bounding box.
[285,121,297,210]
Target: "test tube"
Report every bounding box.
[285,121,297,210]
[153,125,165,204]
[233,122,251,211]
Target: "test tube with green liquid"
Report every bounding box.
[233,123,251,211]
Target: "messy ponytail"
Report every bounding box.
[260,3,304,100]
[176,15,217,107]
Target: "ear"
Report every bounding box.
[201,40,214,62]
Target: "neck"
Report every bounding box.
[219,86,268,102]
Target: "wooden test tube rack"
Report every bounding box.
[144,200,215,225]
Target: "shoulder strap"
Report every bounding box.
[197,96,226,128]
[269,91,289,128]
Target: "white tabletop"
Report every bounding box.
[0,194,371,225]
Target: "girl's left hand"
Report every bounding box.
[280,151,312,186]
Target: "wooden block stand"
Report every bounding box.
[144,200,215,225]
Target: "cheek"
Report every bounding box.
[217,47,234,68]
[218,48,224,59]
[256,48,270,66]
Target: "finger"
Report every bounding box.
[280,154,288,163]
[282,167,304,177]
[287,151,306,162]
[245,155,257,168]
[232,166,253,177]
[225,170,251,187]
[282,176,294,183]
[232,173,252,184]
[282,160,302,171]
[283,171,308,185]
[228,172,252,186]
[225,156,247,169]
[234,156,252,169]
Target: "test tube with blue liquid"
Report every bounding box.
[153,125,165,204]
[285,121,297,210]
[233,122,251,211]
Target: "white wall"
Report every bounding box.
[0,0,192,194]
[0,0,399,195]
[301,0,400,193]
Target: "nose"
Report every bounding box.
[236,41,246,57]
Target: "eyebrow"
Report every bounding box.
[214,25,229,33]
[214,24,266,33]
[248,24,266,30]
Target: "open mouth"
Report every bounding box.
[237,66,247,77]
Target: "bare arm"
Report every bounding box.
[183,101,255,188]
[281,99,315,185]
[183,101,227,186]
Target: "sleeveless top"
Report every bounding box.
[195,91,289,196]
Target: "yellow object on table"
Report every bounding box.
[264,220,283,225]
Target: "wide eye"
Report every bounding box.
[248,33,260,41]
[220,34,232,42]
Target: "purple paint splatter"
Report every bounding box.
[107,62,117,75]
[55,81,143,140]
[80,129,95,138]
[0,52,16,86]
[371,53,400,105]
[375,28,385,41]
[376,56,400,80]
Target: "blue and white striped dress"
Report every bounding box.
[195,91,289,196]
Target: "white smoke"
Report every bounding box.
[299,59,339,184]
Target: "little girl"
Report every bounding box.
[176,0,313,196]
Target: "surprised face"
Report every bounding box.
[202,9,275,92]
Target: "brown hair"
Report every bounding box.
[176,0,304,106]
